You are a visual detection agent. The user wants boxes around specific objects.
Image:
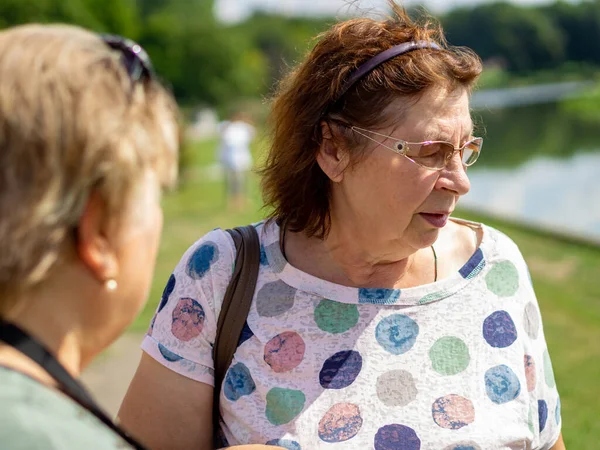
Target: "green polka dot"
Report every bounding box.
[528,406,535,434]
[265,388,306,425]
[543,349,556,388]
[314,299,359,334]
[485,261,519,297]
[429,336,470,375]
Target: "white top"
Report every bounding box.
[218,120,255,171]
[142,218,561,450]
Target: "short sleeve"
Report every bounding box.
[499,232,562,449]
[141,228,236,386]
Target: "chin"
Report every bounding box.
[414,227,441,249]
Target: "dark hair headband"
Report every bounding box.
[332,40,441,105]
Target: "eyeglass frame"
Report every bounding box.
[328,119,483,171]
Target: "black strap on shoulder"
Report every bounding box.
[0,321,147,449]
[212,225,260,440]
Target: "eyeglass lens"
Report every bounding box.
[406,139,482,169]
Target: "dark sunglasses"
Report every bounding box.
[100,34,153,82]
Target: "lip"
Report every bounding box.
[419,212,450,228]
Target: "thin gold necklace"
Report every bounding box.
[431,245,438,282]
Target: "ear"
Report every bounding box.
[316,121,350,183]
[76,192,119,283]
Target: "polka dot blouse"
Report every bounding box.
[142,219,561,450]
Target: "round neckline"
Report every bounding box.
[261,218,492,306]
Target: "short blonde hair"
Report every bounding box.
[0,24,179,308]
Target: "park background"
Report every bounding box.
[1,0,599,448]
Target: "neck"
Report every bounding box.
[285,214,427,288]
[0,296,83,383]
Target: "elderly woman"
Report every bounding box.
[120,5,565,450]
[0,24,178,449]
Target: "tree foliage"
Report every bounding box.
[2,0,600,107]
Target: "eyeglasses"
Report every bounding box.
[100,34,154,82]
[340,123,483,171]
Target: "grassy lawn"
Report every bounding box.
[135,137,600,449]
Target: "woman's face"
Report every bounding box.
[332,86,473,252]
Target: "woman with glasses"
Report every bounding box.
[120,4,565,450]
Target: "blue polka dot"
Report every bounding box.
[224,362,256,401]
[376,314,419,355]
[266,439,301,450]
[539,400,548,432]
[459,248,485,279]
[186,242,219,279]
[319,350,363,389]
[158,274,176,313]
[158,344,183,362]
[260,245,268,266]
[555,397,561,425]
[359,288,401,304]
[237,321,254,348]
[483,310,517,348]
[485,365,521,404]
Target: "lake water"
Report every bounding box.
[461,96,600,243]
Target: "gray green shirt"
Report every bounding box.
[0,366,133,449]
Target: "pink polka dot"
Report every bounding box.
[171,297,205,341]
[432,395,475,430]
[318,403,363,443]
[524,354,536,392]
[264,331,306,373]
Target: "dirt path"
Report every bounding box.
[81,332,145,418]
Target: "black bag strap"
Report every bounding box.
[0,321,147,449]
[212,225,260,438]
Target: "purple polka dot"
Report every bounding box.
[374,424,420,450]
[171,297,205,341]
[432,395,475,430]
[483,310,517,348]
[319,350,363,389]
[264,331,305,373]
[538,400,548,432]
[318,403,363,443]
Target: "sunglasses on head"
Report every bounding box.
[100,34,153,82]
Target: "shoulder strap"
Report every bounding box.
[212,225,260,434]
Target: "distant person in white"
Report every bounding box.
[218,113,255,209]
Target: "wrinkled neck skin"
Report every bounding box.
[285,207,435,289]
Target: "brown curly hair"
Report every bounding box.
[261,2,482,238]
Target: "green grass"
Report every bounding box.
[135,138,600,449]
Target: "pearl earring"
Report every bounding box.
[105,279,118,291]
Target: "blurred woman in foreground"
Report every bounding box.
[0,24,178,449]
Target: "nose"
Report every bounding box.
[435,151,471,196]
